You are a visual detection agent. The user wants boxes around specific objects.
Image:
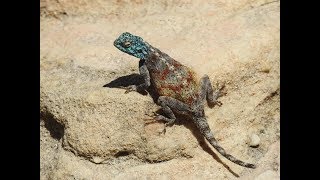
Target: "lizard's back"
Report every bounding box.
[145,49,199,106]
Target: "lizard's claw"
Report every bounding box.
[208,83,226,108]
[143,112,160,125]
[215,82,227,98]
[160,125,166,135]
[159,120,175,135]
[215,100,223,107]
[208,99,223,107]
[144,112,170,135]
[119,85,137,94]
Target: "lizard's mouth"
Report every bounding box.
[113,41,125,53]
[113,39,120,48]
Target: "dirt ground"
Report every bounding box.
[40,0,280,179]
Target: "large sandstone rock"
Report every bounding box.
[40,0,280,179]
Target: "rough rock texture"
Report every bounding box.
[40,0,280,179]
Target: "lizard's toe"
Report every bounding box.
[216,101,223,106]
[217,83,227,97]
[119,85,137,94]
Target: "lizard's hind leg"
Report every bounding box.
[153,96,190,133]
[198,75,226,108]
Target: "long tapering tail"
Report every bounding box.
[193,117,256,169]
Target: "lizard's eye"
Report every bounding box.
[123,41,131,48]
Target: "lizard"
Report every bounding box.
[113,32,256,169]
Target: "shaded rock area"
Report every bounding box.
[40,0,280,179]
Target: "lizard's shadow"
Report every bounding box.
[103,73,143,88]
[174,114,240,177]
[103,73,159,101]
[104,74,239,177]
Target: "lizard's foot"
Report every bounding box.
[199,75,227,108]
[119,85,137,94]
[154,114,175,134]
[143,113,166,135]
[215,82,227,98]
[208,99,223,108]
[144,112,175,134]
[144,112,160,125]
[208,83,227,108]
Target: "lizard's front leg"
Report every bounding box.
[198,75,226,107]
[153,96,190,132]
[124,59,151,93]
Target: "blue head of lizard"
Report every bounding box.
[114,32,150,59]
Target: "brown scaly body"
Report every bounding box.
[146,48,200,106]
[113,32,256,169]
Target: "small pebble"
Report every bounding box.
[249,134,260,147]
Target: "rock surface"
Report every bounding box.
[40,0,280,179]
